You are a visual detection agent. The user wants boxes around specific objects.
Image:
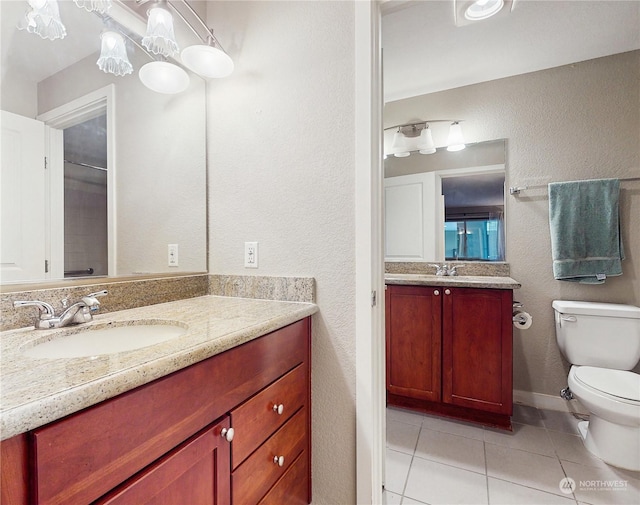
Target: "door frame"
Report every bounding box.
[37,85,116,278]
[355,1,385,503]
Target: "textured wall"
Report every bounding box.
[385,51,640,396]
[206,2,357,503]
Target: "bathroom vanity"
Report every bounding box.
[385,274,520,430]
[0,296,316,505]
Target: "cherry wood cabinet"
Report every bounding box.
[386,285,513,429]
[0,317,312,505]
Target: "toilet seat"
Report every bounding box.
[572,366,640,405]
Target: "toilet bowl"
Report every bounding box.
[552,300,640,472]
[568,366,640,471]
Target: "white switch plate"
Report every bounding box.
[244,242,258,268]
[168,244,179,267]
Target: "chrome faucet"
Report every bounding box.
[14,290,108,329]
[429,264,464,276]
[430,264,450,276]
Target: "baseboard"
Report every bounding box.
[513,389,589,415]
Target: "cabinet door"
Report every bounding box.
[95,417,231,505]
[442,288,512,414]
[386,285,442,401]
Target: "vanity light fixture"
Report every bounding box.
[97,31,133,76]
[391,127,411,158]
[18,0,67,41]
[446,121,466,152]
[142,1,179,57]
[139,60,189,94]
[73,0,112,14]
[417,125,436,154]
[384,120,466,157]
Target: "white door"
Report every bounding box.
[384,171,443,261]
[0,110,47,282]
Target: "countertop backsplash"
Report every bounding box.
[1,274,315,332]
[386,261,511,277]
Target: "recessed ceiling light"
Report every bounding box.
[465,0,505,21]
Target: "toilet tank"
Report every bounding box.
[552,300,640,370]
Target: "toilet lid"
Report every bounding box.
[574,366,640,402]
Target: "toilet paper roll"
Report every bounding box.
[513,310,533,330]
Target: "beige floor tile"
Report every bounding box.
[486,443,568,496]
[415,427,486,474]
[404,456,488,505]
[488,477,578,505]
[382,490,403,505]
[420,413,485,440]
[387,419,421,455]
[541,410,582,435]
[385,448,413,495]
[548,430,608,469]
[561,461,640,505]
[387,406,425,427]
[484,422,556,456]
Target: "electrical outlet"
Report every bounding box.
[244,242,258,268]
[168,244,179,267]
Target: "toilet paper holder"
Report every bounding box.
[512,301,533,329]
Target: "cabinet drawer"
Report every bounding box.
[95,418,231,505]
[231,363,307,468]
[258,451,309,505]
[232,407,306,505]
[31,319,308,505]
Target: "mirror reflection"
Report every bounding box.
[384,139,506,262]
[0,0,207,285]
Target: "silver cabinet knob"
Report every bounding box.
[221,427,234,442]
[272,403,284,415]
[273,455,285,467]
[444,289,451,295]
[434,290,440,296]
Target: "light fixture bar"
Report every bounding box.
[384,119,463,132]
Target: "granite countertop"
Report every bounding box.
[385,274,521,289]
[0,295,318,441]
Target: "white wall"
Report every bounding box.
[385,51,640,397]
[206,2,357,503]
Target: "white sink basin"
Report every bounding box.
[23,321,187,359]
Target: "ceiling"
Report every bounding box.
[382,0,640,102]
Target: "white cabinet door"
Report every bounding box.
[0,110,47,282]
[384,172,443,261]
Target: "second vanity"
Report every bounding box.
[385,271,521,430]
[0,295,317,505]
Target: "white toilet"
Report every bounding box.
[553,300,640,471]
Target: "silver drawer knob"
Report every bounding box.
[444,289,451,295]
[434,290,440,296]
[273,455,285,467]
[273,403,284,415]
[221,427,234,442]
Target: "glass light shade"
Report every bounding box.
[97,31,133,76]
[73,0,112,14]
[465,0,504,21]
[19,0,67,41]
[447,122,466,152]
[142,7,179,57]
[139,61,190,94]
[417,126,436,154]
[391,129,410,157]
[181,45,234,78]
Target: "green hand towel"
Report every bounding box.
[548,178,624,284]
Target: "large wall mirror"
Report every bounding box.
[384,139,506,263]
[0,0,207,285]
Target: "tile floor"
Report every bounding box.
[384,405,640,505]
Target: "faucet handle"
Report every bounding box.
[87,290,108,298]
[13,300,56,321]
[429,264,445,276]
[449,265,464,276]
